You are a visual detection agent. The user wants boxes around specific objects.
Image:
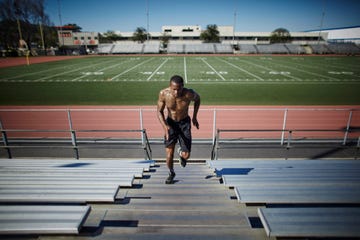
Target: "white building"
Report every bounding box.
[307,26,360,44]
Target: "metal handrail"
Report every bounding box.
[0,128,152,160]
[211,128,360,160]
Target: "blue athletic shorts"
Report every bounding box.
[164,116,192,152]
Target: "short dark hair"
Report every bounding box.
[170,75,184,85]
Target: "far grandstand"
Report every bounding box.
[58,25,360,55]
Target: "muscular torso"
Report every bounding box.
[161,87,195,121]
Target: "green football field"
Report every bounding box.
[0,55,359,105]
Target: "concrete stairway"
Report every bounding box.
[47,163,270,240]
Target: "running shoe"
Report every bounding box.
[165,171,176,184]
[177,147,187,168]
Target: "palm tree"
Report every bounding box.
[270,28,291,43]
[132,27,148,43]
[200,24,220,43]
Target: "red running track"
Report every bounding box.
[0,105,359,140]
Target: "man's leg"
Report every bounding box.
[179,151,190,160]
[178,148,190,168]
[178,117,192,168]
[166,143,175,172]
[165,143,176,184]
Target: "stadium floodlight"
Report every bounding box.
[57,0,65,46]
[317,1,326,45]
[146,0,150,41]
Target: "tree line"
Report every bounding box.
[0,0,58,54]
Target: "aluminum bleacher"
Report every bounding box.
[97,44,114,54]
[185,43,215,53]
[238,44,258,54]
[167,43,185,53]
[327,43,360,55]
[258,207,360,238]
[0,158,154,235]
[143,43,160,53]
[97,42,360,55]
[214,43,233,53]
[0,205,91,235]
[285,44,306,54]
[208,159,360,238]
[256,44,289,54]
[112,43,144,54]
[309,44,333,54]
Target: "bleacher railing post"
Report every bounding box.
[215,129,220,160]
[212,109,217,145]
[67,110,79,159]
[356,136,360,160]
[139,108,145,146]
[343,110,353,145]
[0,120,12,159]
[281,108,288,145]
[285,130,292,160]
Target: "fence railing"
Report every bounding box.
[1,107,359,159]
[211,129,360,160]
[0,128,152,160]
[0,107,359,141]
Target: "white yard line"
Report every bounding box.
[1,59,114,81]
[146,58,169,81]
[234,58,304,81]
[71,59,129,82]
[110,58,154,81]
[219,58,265,81]
[253,58,339,81]
[37,59,114,81]
[183,57,188,83]
[201,58,226,80]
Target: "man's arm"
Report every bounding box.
[157,91,170,139]
[192,91,201,129]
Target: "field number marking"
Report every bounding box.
[201,71,228,75]
[141,71,165,75]
[328,71,354,75]
[269,71,291,75]
[81,72,104,75]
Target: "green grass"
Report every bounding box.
[0,55,359,105]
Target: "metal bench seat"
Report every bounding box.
[258,207,360,238]
[0,185,119,203]
[0,205,91,235]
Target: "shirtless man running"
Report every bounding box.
[157,75,201,184]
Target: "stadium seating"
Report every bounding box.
[309,44,333,54]
[112,43,144,54]
[167,43,185,53]
[327,43,360,55]
[0,158,154,235]
[143,43,160,53]
[97,42,360,55]
[208,159,360,238]
[185,43,215,53]
[97,44,114,54]
[238,44,258,54]
[285,44,306,54]
[214,43,233,53]
[256,44,289,54]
